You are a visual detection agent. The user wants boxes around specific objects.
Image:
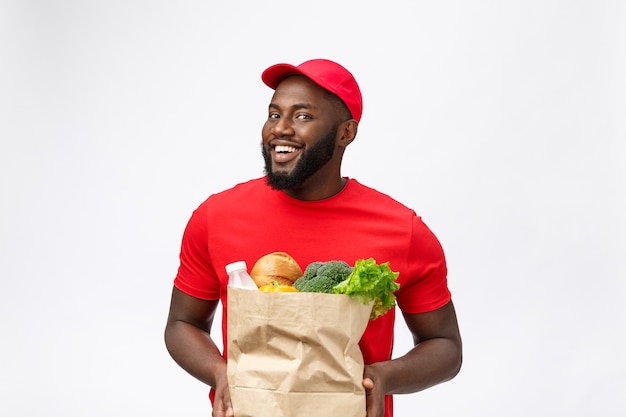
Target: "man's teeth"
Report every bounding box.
[275,145,297,153]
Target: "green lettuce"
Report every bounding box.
[333,258,400,320]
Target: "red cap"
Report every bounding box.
[262,59,363,122]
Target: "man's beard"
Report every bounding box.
[263,125,338,190]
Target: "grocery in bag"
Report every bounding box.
[225,256,399,417]
[227,286,372,417]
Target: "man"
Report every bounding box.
[165,59,462,417]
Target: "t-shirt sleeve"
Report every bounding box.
[173,201,221,300]
[396,215,451,314]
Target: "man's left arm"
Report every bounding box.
[363,300,462,417]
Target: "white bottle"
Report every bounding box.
[225,261,258,290]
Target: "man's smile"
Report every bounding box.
[272,143,302,164]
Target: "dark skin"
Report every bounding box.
[165,75,462,417]
[261,75,357,201]
[165,290,230,416]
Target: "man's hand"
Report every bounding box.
[363,366,385,417]
[212,374,234,417]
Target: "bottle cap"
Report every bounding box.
[225,261,247,275]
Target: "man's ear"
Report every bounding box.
[337,119,358,148]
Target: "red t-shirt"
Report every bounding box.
[174,177,451,417]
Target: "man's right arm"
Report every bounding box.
[164,287,233,417]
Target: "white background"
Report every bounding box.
[1,1,625,416]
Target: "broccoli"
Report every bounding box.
[293,260,353,293]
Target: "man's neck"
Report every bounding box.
[282,177,347,201]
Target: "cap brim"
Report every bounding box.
[261,63,304,89]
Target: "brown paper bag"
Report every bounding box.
[227,286,373,417]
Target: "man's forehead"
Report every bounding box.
[270,78,327,106]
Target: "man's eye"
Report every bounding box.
[268,113,280,119]
[296,114,312,120]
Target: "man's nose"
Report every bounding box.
[271,117,295,137]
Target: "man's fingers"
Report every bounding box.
[212,399,234,417]
[224,400,234,417]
